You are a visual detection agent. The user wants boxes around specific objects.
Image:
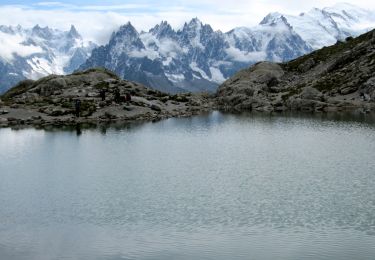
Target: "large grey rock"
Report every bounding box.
[39,78,67,96]
[150,104,162,112]
[362,77,375,99]
[300,87,323,101]
[297,58,316,72]
[217,62,285,108]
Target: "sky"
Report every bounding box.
[0,1,374,44]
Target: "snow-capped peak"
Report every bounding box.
[260,12,283,25]
[187,17,202,27]
[281,3,375,49]
[327,2,363,11]
[107,22,147,61]
[323,3,375,31]
[259,12,294,32]
[67,25,81,39]
[31,24,53,39]
[149,21,175,39]
[124,22,138,32]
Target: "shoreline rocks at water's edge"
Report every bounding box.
[0,68,215,128]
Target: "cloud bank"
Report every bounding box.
[0,1,374,45]
[0,32,43,62]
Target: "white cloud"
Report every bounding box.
[0,32,43,62]
[34,2,75,8]
[140,33,184,58]
[158,39,184,57]
[80,4,149,11]
[225,47,267,62]
[0,6,130,45]
[129,49,159,60]
[209,67,226,83]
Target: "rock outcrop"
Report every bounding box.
[0,68,213,128]
[216,29,375,113]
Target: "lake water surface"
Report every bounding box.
[1,112,375,260]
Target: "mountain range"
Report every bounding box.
[1,3,375,94]
[79,3,375,93]
[0,25,96,94]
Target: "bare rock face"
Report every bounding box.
[362,77,375,101]
[216,29,375,113]
[39,78,67,96]
[217,62,285,111]
[300,87,323,101]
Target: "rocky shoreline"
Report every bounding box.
[0,68,214,128]
[0,106,213,129]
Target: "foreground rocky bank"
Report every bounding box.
[0,68,214,128]
[216,29,375,113]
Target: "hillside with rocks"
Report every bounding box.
[0,68,213,128]
[216,29,375,113]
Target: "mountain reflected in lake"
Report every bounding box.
[1,112,375,260]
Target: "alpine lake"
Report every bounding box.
[1,111,375,260]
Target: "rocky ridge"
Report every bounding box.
[216,29,375,113]
[0,68,213,128]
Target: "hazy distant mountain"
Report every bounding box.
[79,3,375,93]
[283,3,375,49]
[0,25,96,94]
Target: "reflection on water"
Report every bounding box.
[0,111,375,260]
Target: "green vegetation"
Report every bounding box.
[312,77,340,92]
[93,81,110,89]
[1,79,35,100]
[61,100,74,109]
[32,75,59,86]
[284,29,374,72]
[170,94,189,102]
[281,84,305,101]
[147,89,169,98]
[80,100,97,117]
[72,67,120,79]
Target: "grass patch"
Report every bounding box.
[72,67,120,79]
[281,84,305,101]
[93,81,109,89]
[80,100,97,117]
[312,78,339,92]
[1,79,35,100]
